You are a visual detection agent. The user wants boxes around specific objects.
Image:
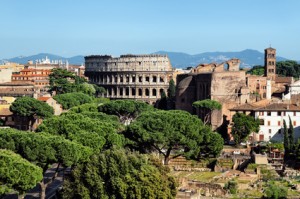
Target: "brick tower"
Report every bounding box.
[264,47,276,80]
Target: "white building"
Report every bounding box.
[254,103,300,142]
[230,102,300,142]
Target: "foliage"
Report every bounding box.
[264,181,287,199]
[288,116,295,152]
[93,97,110,105]
[36,112,124,150]
[69,103,99,113]
[192,99,222,125]
[61,149,177,199]
[77,82,96,96]
[267,142,284,151]
[247,61,300,79]
[53,92,93,109]
[93,84,106,97]
[200,132,223,158]
[0,149,43,196]
[0,128,92,199]
[10,96,54,118]
[167,79,176,98]
[125,110,220,164]
[0,128,92,169]
[283,119,290,159]
[98,100,154,125]
[49,68,102,96]
[284,117,295,160]
[224,180,237,194]
[231,113,259,144]
[247,163,258,170]
[276,60,300,78]
[49,68,76,94]
[246,65,264,76]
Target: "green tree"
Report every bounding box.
[93,84,106,97]
[192,99,222,125]
[36,112,124,150]
[98,100,154,125]
[167,79,176,99]
[10,96,54,130]
[200,131,223,158]
[276,60,299,78]
[0,149,43,199]
[264,181,287,199]
[61,149,177,199]
[246,65,264,76]
[77,82,96,96]
[231,113,259,145]
[10,96,54,118]
[288,116,295,152]
[125,110,208,165]
[283,119,290,160]
[0,128,92,199]
[49,68,76,94]
[224,180,237,194]
[53,92,93,109]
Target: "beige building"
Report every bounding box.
[37,96,62,115]
[176,58,250,130]
[85,54,173,104]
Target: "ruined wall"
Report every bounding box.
[175,74,199,113]
[210,71,247,129]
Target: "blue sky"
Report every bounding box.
[1,0,299,59]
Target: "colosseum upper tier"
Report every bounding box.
[84,54,173,104]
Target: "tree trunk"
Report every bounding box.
[164,148,172,165]
[40,181,46,199]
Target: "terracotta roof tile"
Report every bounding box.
[37,97,51,102]
[230,103,257,111]
[275,77,293,84]
[255,103,300,111]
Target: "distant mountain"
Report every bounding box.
[1,49,293,68]
[154,49,288,69]
[4,53,85,65]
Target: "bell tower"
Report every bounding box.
[264,47,276,80]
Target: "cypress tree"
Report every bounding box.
[288,116,295,152]
[283,119,290,160]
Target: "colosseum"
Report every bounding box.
[84,54,173,104]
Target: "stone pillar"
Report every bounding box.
[128,87,132,97]
[116,87,119,97]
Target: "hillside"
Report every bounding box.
[154,49,288,69]
[1,49,291,68]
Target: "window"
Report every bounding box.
[268,121,271,126]
[259,119,264,125]
[267,112,271,116]
[269,129,272,134]
[283,112,286,116]
[277,111,281,116]
[260,112,264,116]
[294,121,296,126]
[278,121,281,126]
[294,112,296,116]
